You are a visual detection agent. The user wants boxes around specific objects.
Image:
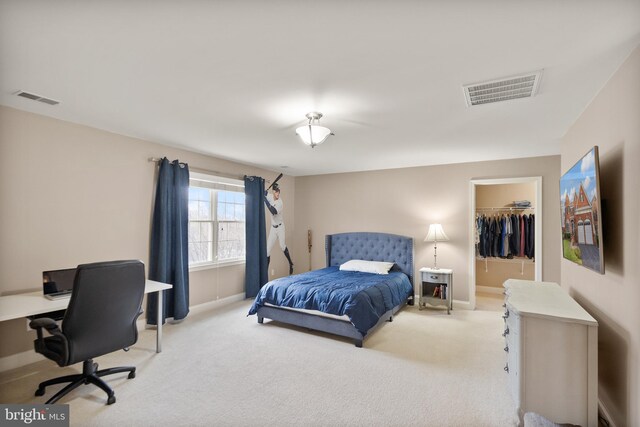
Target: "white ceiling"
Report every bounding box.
[1,1,639,176]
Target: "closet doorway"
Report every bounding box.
[468,177,542,310]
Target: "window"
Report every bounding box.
[188,172,245,267]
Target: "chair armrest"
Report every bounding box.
[29,317,62,340]
[29,317,59,330]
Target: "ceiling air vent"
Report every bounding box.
[15,90,60,106]
[463,70,543,107]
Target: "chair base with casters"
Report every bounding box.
[35,359,136,405]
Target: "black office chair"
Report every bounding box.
[30,260,145,405]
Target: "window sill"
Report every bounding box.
[189,259,245,272]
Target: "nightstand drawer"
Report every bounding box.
[422,272,448,283]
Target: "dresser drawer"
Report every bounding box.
[504,323,517,348]
[503,306,520,334]
[503,316,520,405]
[507,342,519,403]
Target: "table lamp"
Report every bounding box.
[424,224,450,269]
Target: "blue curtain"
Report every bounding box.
[147,158,190,325]
[244,176,268,298]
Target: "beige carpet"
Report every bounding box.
[0,293,519,426]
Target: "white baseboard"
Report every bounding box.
[414,295,473,310]
[598,399,617,427]
[452,299,473,310]
[140,293,245,330]
[188,292,246,315]
[1,293,247,373]
[476,286,504,295]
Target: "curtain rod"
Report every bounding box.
[148,157,270,183]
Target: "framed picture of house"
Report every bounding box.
[560,146,604,274]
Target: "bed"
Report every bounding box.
[248,232,414,347]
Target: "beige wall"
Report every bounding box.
[0,106,294,358]
[475,183,536,288]
[560,45,640,427]
[476,182,536,208]
[293,155,561,302]
[475,260,535,288]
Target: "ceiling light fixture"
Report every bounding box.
[295,112,334,148]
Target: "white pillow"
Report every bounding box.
[339,259,395,275]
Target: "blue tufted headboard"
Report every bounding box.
[325,232,414,285]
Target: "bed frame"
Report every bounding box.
[256,232,414,347]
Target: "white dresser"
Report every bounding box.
[503,279,598,427]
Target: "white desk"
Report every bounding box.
[0,280,172,353]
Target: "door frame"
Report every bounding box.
[468,177,543,310]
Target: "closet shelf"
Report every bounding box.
[476,207,535,211]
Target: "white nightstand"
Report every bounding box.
[418,267,453,314]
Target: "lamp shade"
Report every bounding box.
[295,124,332,147]
[424,224,450,242]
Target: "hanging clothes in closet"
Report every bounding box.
[476,212,534,260]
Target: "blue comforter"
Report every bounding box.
[248,266,413,336]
